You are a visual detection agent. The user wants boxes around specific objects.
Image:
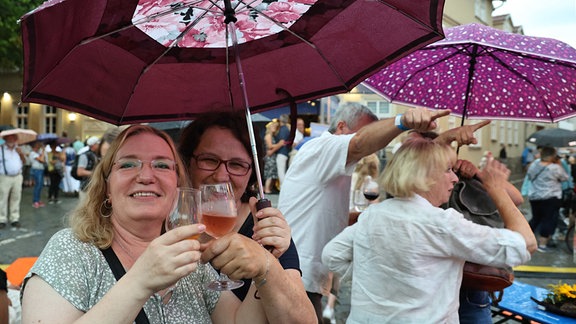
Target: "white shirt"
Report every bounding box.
[322,195,531,323]
[0,144,23,175]
[278,131,356,295]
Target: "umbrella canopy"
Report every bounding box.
[364,23,576,123]
[526,128,576,148]
[20,0,445,125]
[0,128,38,145]
[37,133,59,142]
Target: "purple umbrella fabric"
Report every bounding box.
[364,23,576,123]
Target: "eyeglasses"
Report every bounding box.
[112,158,176,174]
[192,153,251,176]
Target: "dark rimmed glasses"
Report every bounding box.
[192,153,251,176]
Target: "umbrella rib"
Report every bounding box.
[385,46,463,101]
[241,4,348,86]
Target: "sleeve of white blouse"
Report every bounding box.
[322,224,356,280]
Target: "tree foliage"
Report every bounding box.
[0,0,44,72]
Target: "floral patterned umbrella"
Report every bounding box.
[20,0,445,124]
[364,23,576,123]
[20,0,444,198]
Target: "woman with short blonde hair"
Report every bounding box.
[323,136,536,323]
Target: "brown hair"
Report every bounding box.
[178,112,264,203]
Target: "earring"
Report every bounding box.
[100,198,112,218]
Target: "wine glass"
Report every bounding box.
[199,182,244,291]
[353,189,368,212]
[163,187,201,298]
[165,187,202,238]
[362,176,380,202]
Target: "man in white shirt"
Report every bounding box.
[0,134,26,229]
[278,103,452,322]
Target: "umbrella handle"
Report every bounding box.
[256,199,274,251]
[256,198,271,210]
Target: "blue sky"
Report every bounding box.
[493,0,576,48]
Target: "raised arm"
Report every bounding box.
[477,159,537,254]
[347,108,450,165]
[434,120,491,147]
[454,157,523,206]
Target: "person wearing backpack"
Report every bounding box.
[76,137,100,201]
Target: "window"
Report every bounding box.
[490,123,497,141]
[365,100,390,117]
[44,105,58,134]
[474,0,489,23]
[16,105,29,129]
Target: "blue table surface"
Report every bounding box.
[497,281,576,324]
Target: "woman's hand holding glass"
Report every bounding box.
[159,187,204,293]
[199,182,244,290]
[249,197,291,258]
[129,225,205,296]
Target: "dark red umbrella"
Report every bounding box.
[20,0,445,125]
[20,0,445,197]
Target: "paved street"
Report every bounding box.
[1,187,575,290]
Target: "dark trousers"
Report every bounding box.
[48,171,62,200]
[529,198,562,238]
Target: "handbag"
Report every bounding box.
[447,176,514,298]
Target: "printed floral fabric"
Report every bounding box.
[134,0,317,48]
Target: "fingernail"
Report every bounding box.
[198,224,206,232]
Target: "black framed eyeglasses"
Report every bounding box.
[192,153,251,176]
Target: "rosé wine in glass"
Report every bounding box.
[200,182,244,291]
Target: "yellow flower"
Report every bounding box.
[545,281,576,304]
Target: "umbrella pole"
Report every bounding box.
[457,44,478,155]
[225,5,269,206]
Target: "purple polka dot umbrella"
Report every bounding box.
[364,23,576,123]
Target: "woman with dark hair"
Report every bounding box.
[22,125,307,323]
[178,112,315,322]
[526,146,570,251]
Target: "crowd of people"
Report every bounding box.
[1,103,542,323]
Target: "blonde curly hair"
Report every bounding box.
[68,125,189,249]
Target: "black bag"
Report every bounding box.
[71,151,96,181]
[447,176,514,295]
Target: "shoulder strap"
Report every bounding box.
[529,165,548,182]
[101,248,150,324]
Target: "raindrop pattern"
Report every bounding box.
[364,23,576,122]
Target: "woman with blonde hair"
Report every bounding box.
[322,136,536,323]
[22,124,304,323]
